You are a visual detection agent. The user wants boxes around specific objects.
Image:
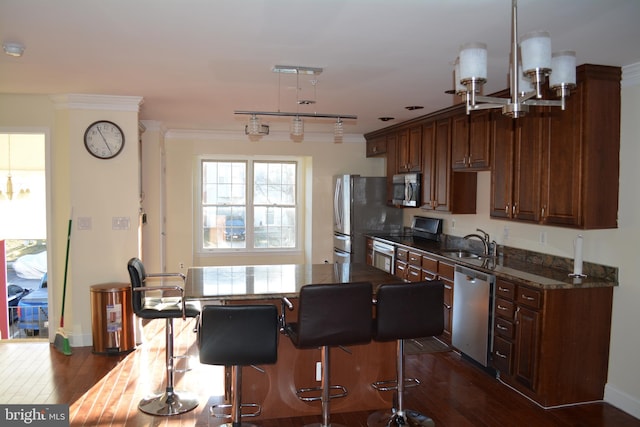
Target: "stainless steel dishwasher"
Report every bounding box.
[452,265,495,367]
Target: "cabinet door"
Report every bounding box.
[440,276,454,344]
[490,111,514,218]
[397,127,422,172]
[422,121,436,208]
[397,129,410,173]
[365,238,374,266]
[468,110,491,169]
[386,133,398,204]
[542,84,582,227]
[514,306,540,390]
[512,110,544,222]
[366,136,387,157]
[433,118,452,211]
[408,126,422,172]
[451,113,469,170]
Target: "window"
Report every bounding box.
[199,158,299,252]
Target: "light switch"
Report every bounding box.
[112,216,130,230]
[77,217,92,230]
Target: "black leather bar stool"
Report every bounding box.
[127,257,201,416]
[368,281,444,427]
[285,281,373,427]
[199,304,279,427]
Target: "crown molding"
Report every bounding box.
[49,94,144,111]
[622,62,640,87]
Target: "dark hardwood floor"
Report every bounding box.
[1,318,638,427]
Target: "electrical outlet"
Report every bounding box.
[451,219,456,230]
[503,225,509,241]
[539,231,547,245]
[179,262,185,269]
[316,361,322,381]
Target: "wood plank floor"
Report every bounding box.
[1,318,639,427]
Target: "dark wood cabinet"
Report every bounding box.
[492,277,613,407]
[437,261,454,345]
[397,126,422,173]
[490,107,544,222]
[491,64,620,229]
[541,65,621,229]
[365,237,374,266]
[422,117,477,213]
[366,135,387,157]
[452,109,491,170]
[385,132,398,205]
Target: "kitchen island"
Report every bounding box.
[185,263,404,419]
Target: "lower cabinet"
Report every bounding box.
[492,277,613,407]
[437,260,454,345]
[393,245,453,345]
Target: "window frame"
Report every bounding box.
[196,155,303,254]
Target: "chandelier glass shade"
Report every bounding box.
[455,0,576,118]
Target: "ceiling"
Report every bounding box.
[2,0,640,138]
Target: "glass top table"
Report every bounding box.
[184,263,398,301]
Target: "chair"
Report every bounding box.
[367,281,444,427]
[199,304,279,427]
[285,281,373,427]
[127,257,200,416]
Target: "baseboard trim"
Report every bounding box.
[604,383,640,420]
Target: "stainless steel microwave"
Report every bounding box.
[392,173,421,207]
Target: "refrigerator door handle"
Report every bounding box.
[334,177,342,230]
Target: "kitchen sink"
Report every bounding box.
[441,250,482,259]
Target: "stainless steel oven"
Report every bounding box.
[372,239,395,274]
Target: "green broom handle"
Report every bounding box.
[60,218,72,328]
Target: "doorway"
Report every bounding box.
[0,133,47,340]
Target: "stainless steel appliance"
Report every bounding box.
[452,265,496,367]
[333,175,402,264]
[392,173,421,207]
[371,239,395,274]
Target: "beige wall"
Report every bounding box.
[1,73,639,417]
[1,94,142,347]
[144,130,385,272]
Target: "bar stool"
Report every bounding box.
[127,257,201,416]
[367,281,444,427]
[284,281,373,427]
[199,304,279,427]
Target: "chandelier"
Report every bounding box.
[454,0,576,118]
[235,65,356,142]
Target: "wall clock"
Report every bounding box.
[84,120,125,159]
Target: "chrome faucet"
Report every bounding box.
[464,228,492,256]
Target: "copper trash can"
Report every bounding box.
[90,283,135,354]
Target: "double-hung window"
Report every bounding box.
[200,158,299,252]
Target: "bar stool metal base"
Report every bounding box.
[367,408,435,427]
[138,389,199,416]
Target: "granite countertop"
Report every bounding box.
[369,233,618,290]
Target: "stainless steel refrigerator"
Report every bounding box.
[333,174,403,264]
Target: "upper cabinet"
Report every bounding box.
[365,64,620,229]
[396,126,422,173]
[366,135,387,157]
[422,114,477,213]
[490,64,621,229]
[452,109,492,171]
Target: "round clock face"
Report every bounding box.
[84,120,125,159]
